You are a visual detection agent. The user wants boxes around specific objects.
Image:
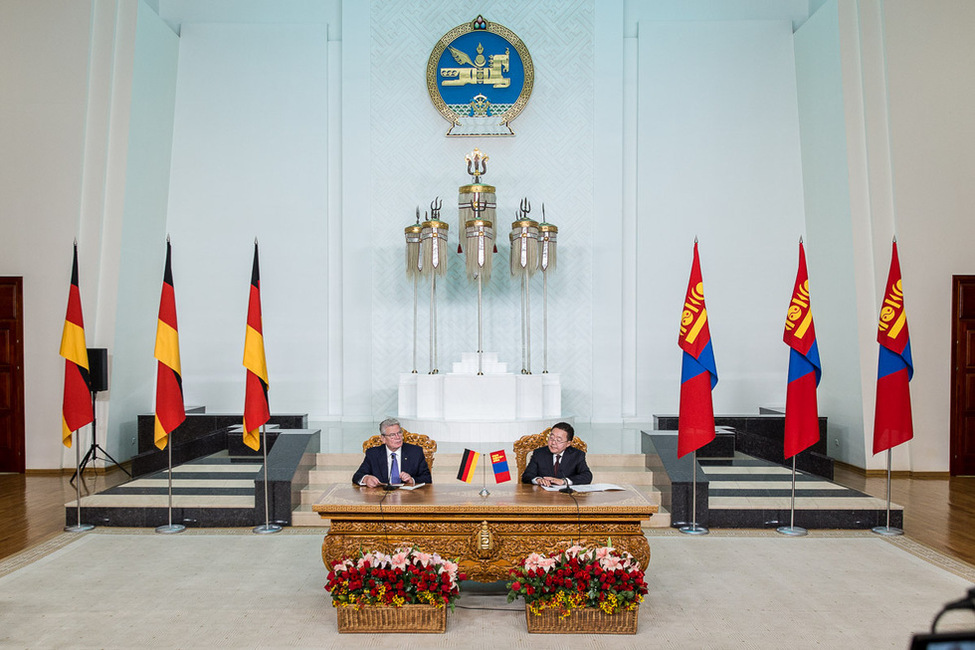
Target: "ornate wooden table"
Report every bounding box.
[313,484,657,581]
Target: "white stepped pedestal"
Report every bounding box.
[398,351,562,442]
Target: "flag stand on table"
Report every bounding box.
[154,238,187,534]
[244,240,281,534]
[479,451,490,497]
[676,239,718,536]
[872,238,912,537]
[61,241,95,533]
[777,238,822,537]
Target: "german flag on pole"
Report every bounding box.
[153,239,185,450]
[243,241,269,451]
[60,243,93,447]
[457,449,480,483]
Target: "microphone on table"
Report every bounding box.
[556,456,574,494]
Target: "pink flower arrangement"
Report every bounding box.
[507,543,648,617]
[325,547,465,610]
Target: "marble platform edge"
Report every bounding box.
[66,428,320,529]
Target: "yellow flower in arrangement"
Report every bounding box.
[506,543,648,617]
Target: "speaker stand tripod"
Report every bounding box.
[70,390,131,485]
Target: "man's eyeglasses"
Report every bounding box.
[382,431,404,438]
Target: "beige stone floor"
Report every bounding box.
[1,528,973,648]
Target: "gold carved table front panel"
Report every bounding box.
[313,483,657,582]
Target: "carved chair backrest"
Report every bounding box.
[513,427,588,478]
[362,429,437,471]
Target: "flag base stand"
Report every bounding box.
[155,523,185,534]
[871,525,903,537]
[678,451,708,535]
[65,427,96,533]
[251,426,282,535]
[678,523,709,536]
[871,449,903,537]
[776,525,807,537]
[478,487,490,497]
[64,523,94,533]
[253,523,282,534]
[777,458,806,536]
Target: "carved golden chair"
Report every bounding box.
[362,428,437,471]
[514,427,587,479]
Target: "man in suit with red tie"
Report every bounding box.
[521,422,592,487]
[353,418,432,487]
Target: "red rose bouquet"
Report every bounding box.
[506,543,648,617]
[325,547,464,611]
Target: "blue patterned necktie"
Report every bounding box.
[390,452,400,484]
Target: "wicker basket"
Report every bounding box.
[335,604,447,633]
[525,605,639,634]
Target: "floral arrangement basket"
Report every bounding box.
[507,543,647,634]
[325,547,464,633]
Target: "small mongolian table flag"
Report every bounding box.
[491,450,511,483]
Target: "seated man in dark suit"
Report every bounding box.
[353,418,432,487]
[521,422,592,487]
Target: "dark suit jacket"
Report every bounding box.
[521,445,592,485]
[352,442,432,485]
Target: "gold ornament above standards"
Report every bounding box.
[459,150,497,375]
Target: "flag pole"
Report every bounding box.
[872,448,903,536]
[679,451,708,535]
[156,438,185,534]
[254,424,282,534]
[64,427,94,533]
[479,450,490,497]
[777,456,807,536]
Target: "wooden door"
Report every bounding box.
[0,278,25,473]
[951,276,975,475]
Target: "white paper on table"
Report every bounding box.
[539,483,625,492]
[398,483,426,490]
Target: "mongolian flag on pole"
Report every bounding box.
[783,241,822,459]
[873,240,913,455]
[60,243,93,447]
[243,241,270,451]
[677,241,718,458]
[457,449,480,483]
[490,450,511,483]
[153,239,185,450]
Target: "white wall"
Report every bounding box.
[106,1,179,461]
[7,0,973,471]
[794,1,867,467]
[633,19,808,419]
[881,0,975,471]
[164,23,330,418]
[0,1,96,470]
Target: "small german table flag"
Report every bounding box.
[457,449,480,483]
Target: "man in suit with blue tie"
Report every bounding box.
[353,418,432,487]
[521,422,592,487]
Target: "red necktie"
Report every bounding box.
[553,454,561,478]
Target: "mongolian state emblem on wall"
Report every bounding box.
[427,15,534,137]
